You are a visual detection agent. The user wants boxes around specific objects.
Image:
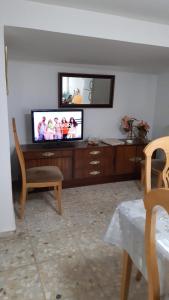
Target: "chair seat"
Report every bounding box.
[141,159,165,172]
[26,166,63,183]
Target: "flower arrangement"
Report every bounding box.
[136,120,150,133]
[121,116,150,140]
[121,115,136,132]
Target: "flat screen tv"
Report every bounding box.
[31,109,83,144]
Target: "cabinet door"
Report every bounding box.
[136,145,146,162]
[115,145,137,175]
[24,150,73,180]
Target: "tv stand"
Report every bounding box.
[21,140,146,188]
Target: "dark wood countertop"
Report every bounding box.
[21,139,148,152]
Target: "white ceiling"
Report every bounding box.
[28,0,169,25]
[6,1,169,73]
[5,27,169,73]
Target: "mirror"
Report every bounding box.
[58,73,115,108]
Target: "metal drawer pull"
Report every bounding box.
[129,157,135,162]
[89,160,100,165]
[89,151,101,155]
[42,152,55,157]
[135,156,142,162]
[89,170,101,175]
[129,156,142,163]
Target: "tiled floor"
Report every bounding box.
[0,181,148,299]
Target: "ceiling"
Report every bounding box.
[28,0,169,25]
[5,27,169,73]
[6,0,169,73]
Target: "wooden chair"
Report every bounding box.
[121,136,169,300]
[140,159,165,188]
[12,118,63,219]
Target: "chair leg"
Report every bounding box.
[120,250,132,300]
[54,183,62,215]
[141,166,145,186]
[19,184,27,219]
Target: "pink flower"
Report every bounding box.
[121,115,136,132]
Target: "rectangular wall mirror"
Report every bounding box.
[58,73,115,108]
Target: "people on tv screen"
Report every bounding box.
[36,115,79,141]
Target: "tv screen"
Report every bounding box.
[31,109,83,143]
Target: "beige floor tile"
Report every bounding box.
[30,230,78,263]
[0,235,35,272]
[7,180,149,299]
[14,190,61,219]
[24,192,57,214]
[39,253,107,300]
[0,219,28,240]
[25,210,70,235]
[0,264,44,300]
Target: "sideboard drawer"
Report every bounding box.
[23,150,73,160]
[23,150,73,180]
[74,146,114,179]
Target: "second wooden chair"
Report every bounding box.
[121,136,169,300]
[12,118,63,219]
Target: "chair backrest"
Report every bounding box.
[143,137,169,300]
[144,136,169,194]
[12,118,26,185]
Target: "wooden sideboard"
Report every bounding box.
[21,140,146,188]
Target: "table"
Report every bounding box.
[104,199,169,296]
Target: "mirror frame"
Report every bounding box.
[58,72,115,108]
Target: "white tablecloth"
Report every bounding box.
[104,199,169,296]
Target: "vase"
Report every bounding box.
[127,130,134,140]
[127,120,134,140]
[137,129,147,141]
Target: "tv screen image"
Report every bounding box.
[32,109,83,143]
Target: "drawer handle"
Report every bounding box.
[89,160,100,165]
[89,170,101,175]
[89,151,101,155]
[129,157,135,162]
[42,152,55,157]
[135,156,142,162]
[129,156,142,163]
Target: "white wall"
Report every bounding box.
[152,72,169,138]
[0,27,15,232]
[8,59,157,178]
